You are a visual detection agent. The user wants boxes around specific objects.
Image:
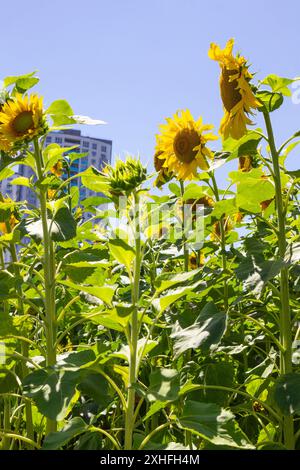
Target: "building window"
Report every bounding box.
[101,153,107,160]
[101,145,107,152]
[91,159,97,166]
[46,136,52,143]
[55,137,63,143]
[83,141,89,148]
[92,151,97,157]
[92,143,97,150]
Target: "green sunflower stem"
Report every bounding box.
[180,180,189,271]
[124,190,142,450]
[34,138,57,435]
[263,110,294,450]
[210,172,228,311]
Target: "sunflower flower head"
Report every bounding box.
[189,251,205,270]
[155,110,217,181]
[50,160,64,177]
[0,93,48,145]
[209,39,260,140]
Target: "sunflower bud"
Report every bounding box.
[103,157,147,197]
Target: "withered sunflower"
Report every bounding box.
[155,110,217,181]
[208,39,260,140]
[0,93,46,143]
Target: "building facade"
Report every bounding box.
[0,129,112,206]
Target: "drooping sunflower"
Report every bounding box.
[208,39,260,140]
[0,93,46,144]
[153,150,174,187]
[155,110,218,181]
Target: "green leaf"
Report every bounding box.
[24,207,77,242]
[0,167,14,182]
[235,258,284,295]
[0,271,17,300]
[108,238,135,275]
[46,100,76,126]
[261,74,294,96]
[3,71,38,88]
[210,198,237,219]
[256,90,283,112]
[81,167,110,193]
[77,372,111,407]
[273,373,300,415]
[15,77,39,93]
[42,417,88,450]
[182,183,209,201]
[171,302,227,357]
[155,268,202,294]
[113,338,157,362]
[0,368,19,393]
[146,368,180,402]
[153,279,205,314]
[10,176,31,187]
[168,182,181,197]
[23,350,95,421]
[229,168,275,213]
[59,280,115,306]
[223,130,263,162]
[179,400,254,449]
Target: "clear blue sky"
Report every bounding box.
[2,0,300,183]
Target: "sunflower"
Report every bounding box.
[155,110,217,181]
[50,161,64,177]
[208,39,260,140]
[0,93,46,143]
[154,150,173,187]
[189,251,205,270]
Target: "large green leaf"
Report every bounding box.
[146,368,180,402]
[23,350,95,421]
[59,280,115,306]
[273,373,300,415]
[171,302,227,357]
[81,167,110,193]
[261,74,294,96]
[223,130,262,162]
[77,372,111,407]
[256,90,283,112]
[24,207,77,242]
[108,238,135,275]
[46,99,76,126]
[229,168,275,213]
[42,417,88,450]
[235,257,284,295]
[179,400,254,449]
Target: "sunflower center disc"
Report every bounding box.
[12,111,34,134]
[173,128,200,163]
[220,68,242,112]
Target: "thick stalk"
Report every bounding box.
[180,181,189,271]
[34,139,57,434]
[210,172,228,311]
[124,191,142,450]
[263,110,294,449]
